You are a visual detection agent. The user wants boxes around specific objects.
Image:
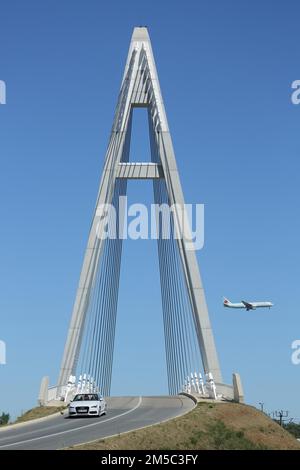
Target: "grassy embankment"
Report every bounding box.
[15,406,65,424]
[69,402,300,450]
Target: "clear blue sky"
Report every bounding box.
[0,0,299,421]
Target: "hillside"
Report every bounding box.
[15,406,65,423]
[70,401,300,450]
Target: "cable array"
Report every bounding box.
[72,46,203,396]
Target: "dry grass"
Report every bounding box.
[15,406,66,423]
[69,402,300,451]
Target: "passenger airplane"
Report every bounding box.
[223,297,273,311]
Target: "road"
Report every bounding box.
[0,395,195,450]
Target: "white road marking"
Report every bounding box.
[0,396,142,449]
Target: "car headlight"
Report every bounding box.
[90,405,98,408]
[69,406,75,409]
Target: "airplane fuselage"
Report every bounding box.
[223,298,273,310]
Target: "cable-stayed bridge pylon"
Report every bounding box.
[52,27,235,401]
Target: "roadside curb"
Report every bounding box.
[0,409,66,433]
[178,392,199,404]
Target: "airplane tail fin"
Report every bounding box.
[223,297,231,305]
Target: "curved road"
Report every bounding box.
[0,396,195,450]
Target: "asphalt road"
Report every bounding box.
[0,395,195,450]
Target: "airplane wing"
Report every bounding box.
[241,300,254,310]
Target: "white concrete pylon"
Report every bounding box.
[191,373,196,393]
[81,373,87,393]
[64,374,75,402]
[90,376,95,392]
[198,372,205,395]
[57,26,223,393]
[76,374,82,394]
[194,372,200,394]
[187,376,191,394]
[206,372,217,400]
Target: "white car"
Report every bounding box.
[68,393,107,418]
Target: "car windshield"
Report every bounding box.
[73,394,99,401]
